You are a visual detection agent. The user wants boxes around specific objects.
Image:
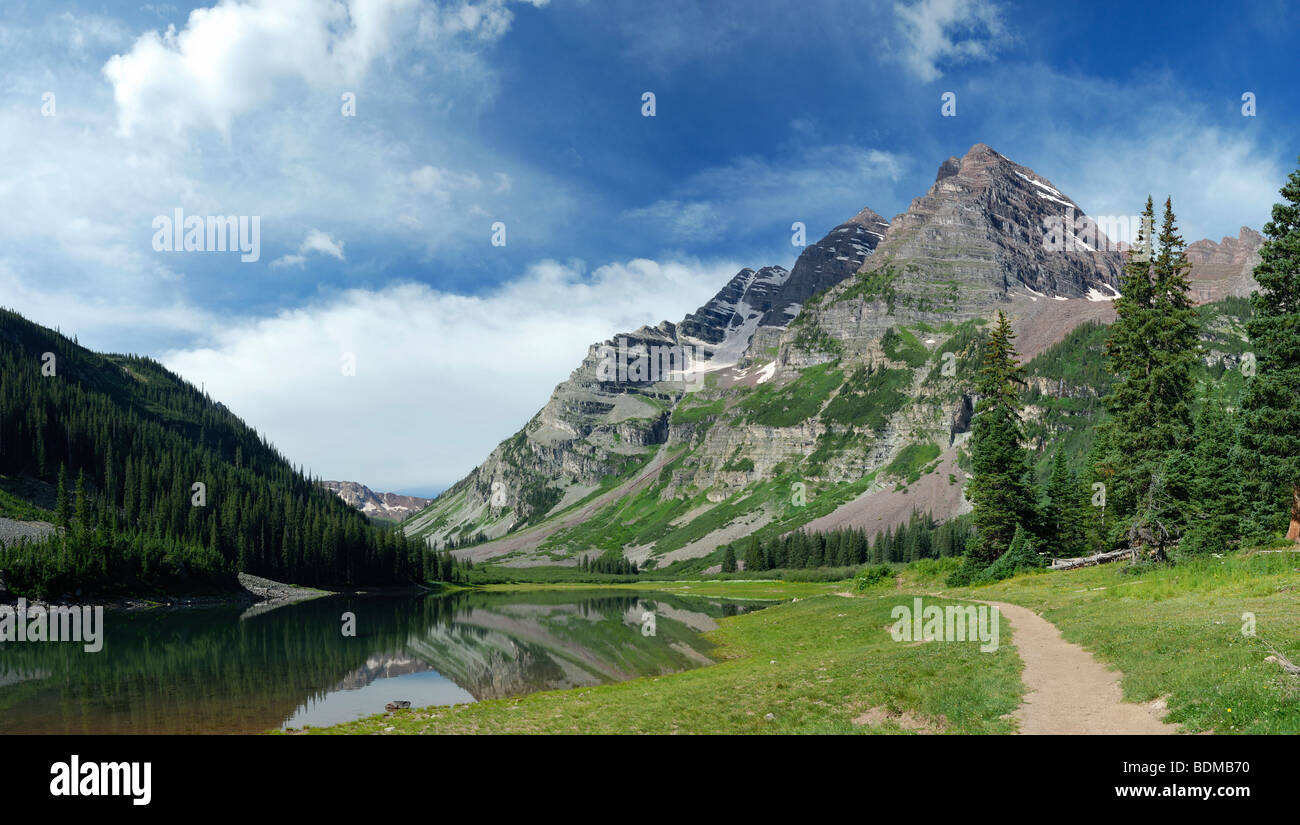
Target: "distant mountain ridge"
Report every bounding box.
[320,481,431,523]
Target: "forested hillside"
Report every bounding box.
[0,309,453,598]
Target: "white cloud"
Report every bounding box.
[0,0,579,353]
[892,0,1010,82]
[302,229,346,260]
[272,229,347,267]
[1059,130,1282,245]
[101,0,538,138]
[162,257,743,490]
[964,65,1286,243]
[410,165,484,204]
[622,146,906,243]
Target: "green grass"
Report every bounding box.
[835,265,899,310]
[671,396,726,425]
[821,365,911,430]
[885,442,941,483]
[738,362,843,427]
[303,587,1021,734]
[881,327,929,368]
[0,480,56,523]
[721,456,755,472]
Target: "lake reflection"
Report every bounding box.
[0,590,769,733]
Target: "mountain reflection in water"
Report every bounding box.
[0,589,771,733]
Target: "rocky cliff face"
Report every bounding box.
[1185,227,1264,303]
[756,207,891,327]
[320,481,431,522]
[403,209,896,548]
[406,143,1255,567]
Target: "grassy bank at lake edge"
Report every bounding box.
[296,585,1022,734]
[299,550,1300,734]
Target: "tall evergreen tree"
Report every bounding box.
[1182,396,1243,554]
[1043,449,1087,557]
[55,464,70,529]
[966,311,1035,565]
[1103,197,1200,556]
[1240,157,1300,544]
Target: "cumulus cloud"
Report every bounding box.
[0,0,580,359]
[101,0,537,137]
[162,257,742,490]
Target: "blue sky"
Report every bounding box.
[1,0,1296,493]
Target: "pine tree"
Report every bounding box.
[1182,396,1243,553]
[1083,424,1115,550]
[1240,157,1300,544]
[1104,197,1200,556]
[73,469,91,536]
[975,524,1045,583]
[722,545,737,573]
[55,464,70,529]
[1043,450,1086,557]
[966,311,1035,565]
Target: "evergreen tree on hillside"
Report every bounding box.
[1240,157,1300,544]
[966,311,1035,565]
[1103,197,1200,557]
[1082,425,1115,552]
[974,524,1044,583]
[721,545,737,573]
[55,464,70,530]
[1182,396,1243,554]
[0,308,434,598]
[1043,449,1087,557]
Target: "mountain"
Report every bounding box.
[0,308,432,597]
[405,143,1255,570]
[1185,227,1264,303]
[320,481,431,523]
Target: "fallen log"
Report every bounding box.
[1262,641,1300,676]
[1049,548,1132,571]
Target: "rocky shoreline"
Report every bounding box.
[0,572,333,612]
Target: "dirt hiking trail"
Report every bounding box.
[983,600,1178,735]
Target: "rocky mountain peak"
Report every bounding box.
[405,144,1174,553]
[678,265,790,347]
[935,156,961,182]
[846,205,891,233]
[756,209,890,327]
[861,142,1123,304]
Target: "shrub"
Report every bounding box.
[853,564,895,591]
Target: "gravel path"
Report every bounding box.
[984,600,1177,735]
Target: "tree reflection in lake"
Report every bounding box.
[0,589,771,733]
